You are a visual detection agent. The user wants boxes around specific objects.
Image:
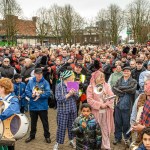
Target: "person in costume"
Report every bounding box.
[53,70,78,150]
[87,71,114,150]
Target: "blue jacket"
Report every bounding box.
[14,82,26,107]
[136,144,146,150]
[0,93,20,121]
[25,77,50,111]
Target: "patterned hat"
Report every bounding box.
[60,70,73,79]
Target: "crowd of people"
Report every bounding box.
[0,44,150,150]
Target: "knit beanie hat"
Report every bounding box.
[60,70,73,80]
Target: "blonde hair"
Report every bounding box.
[95,72,105,84]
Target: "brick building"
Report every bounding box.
[0,15,36,45]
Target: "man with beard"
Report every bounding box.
[0,58,16,79]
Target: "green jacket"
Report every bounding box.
[108,71,123,88]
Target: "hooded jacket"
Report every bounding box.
[72,114,102,150]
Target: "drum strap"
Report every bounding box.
[4,96,14,103]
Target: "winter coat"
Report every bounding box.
[14,82,26,107]
[25,77,50,111]
[136,144,147,150]
[21,64,35,83]
[131,67,146,90]
[72,114,102,150]
[103,64,112,82]
[0,65,16,79]
[108,71,123,88]
[112,76,137,110]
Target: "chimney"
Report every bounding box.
[32,16,37,22]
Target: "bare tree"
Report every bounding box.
[0,0,22,45]
[126,0,150,43]
[106,4,124,45]
[60,4,74,45]
[96,9,111,45]
[84,18,96,44]
[49,4,62,45]
[36,7,51,45]
[72,12,85,44]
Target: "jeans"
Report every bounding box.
[114,106,131,140]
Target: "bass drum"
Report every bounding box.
[3,114,29,140]
[0,121,4,140]
[0,101,10,114]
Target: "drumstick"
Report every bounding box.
[104,95,116,101]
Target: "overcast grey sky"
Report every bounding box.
[18,0,132,38]
[18,0,132,19]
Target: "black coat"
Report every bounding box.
[131,67,146,90]
[112,76,137,105]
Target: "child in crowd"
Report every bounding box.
[13,73,26,113]
[136,127,150,150]
[72,103,102,150]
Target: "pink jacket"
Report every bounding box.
[87,82,114,136]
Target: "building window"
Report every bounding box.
[84,37,87,42]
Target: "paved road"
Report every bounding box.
[15,109,130,150]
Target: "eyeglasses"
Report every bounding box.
[4,61,9,62]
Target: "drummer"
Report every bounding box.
[0,78,20,121]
